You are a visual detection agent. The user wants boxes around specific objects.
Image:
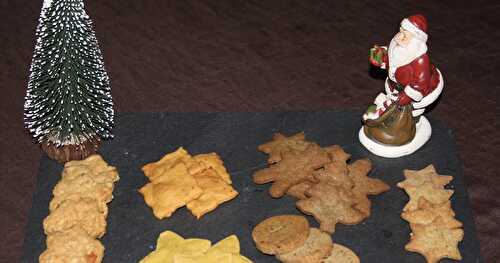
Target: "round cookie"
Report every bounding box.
[252,215,310,255]
[321,243,360,263]
[276,228,333,263]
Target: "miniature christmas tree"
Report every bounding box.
[24,0,114,163]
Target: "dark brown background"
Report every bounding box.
[1,0,498,262]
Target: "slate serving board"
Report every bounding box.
[22,111,482,263]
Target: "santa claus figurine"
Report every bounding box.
[359,14,444,158]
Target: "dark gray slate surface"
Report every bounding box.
[22,111,482,263]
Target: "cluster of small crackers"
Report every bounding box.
[40,155,120,263]
[140,230,252,263]
[397,165,464,263]
[139,147,238,219]
[253,132,390,233]
[252,215,359,263]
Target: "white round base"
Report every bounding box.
[358,116,432,158]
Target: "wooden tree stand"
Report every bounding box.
[41,138,101,163]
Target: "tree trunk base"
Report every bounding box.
[41,137,101,163]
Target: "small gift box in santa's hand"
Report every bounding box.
[369,45,387,67]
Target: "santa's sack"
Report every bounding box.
[363,103,416,146]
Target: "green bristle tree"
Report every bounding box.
[24,0,114,162]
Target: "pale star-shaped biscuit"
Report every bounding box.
[402,198,463,229]
[397,165,453,189]
[405,217,463,263]
[402,182,454,211]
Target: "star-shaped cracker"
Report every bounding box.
[296,182,366,233]
[186,169,238,219]
[258,132,312,164]
[405,217,464,263]
[401,182,454,212]
[253,144,329,198]
[401,198,463,229]
[139,162,203,219]
[397,165,453,189]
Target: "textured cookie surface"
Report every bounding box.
[258,132,311,164]
[186,169,238,219]
[276,228,333,263]
[397,165,453,189]
[286,181,315,199]
[321,243,360,263]
[252,215,310,255]
[405,217,464,263]
[43,197,107,238]
[401,198,463,228]
[296,183,365,233]
[253,144,329,198]
[39,227,104,263]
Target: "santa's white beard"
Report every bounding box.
[387,36,427,81]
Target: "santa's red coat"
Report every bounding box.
[382,53,440,105]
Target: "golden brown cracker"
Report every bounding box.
[296,183,366,234]
[253,144,329,198]
[140,149,236,219]
[186,169,238,219]
[193,153,232,185]
[321,243,360,263]
[405,217,464,263]
[43,198,107,238]
[252,215,310,255]
[402,199,462,229]
[276,228,333,263]
[39,227,104,263]
[142,147,193,180]
[258,132,312,164]
[139,162,203,219]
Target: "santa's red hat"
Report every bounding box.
[401,14,428,42]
